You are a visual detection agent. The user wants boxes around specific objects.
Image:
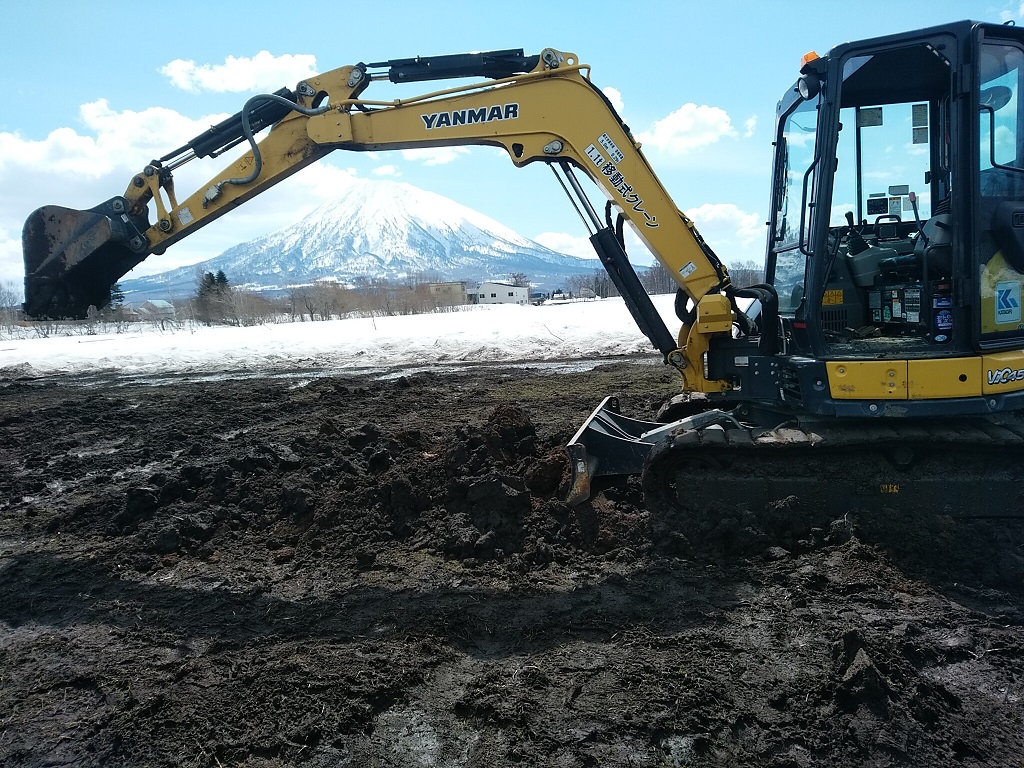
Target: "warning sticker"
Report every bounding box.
[597,133,625,164]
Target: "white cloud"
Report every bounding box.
[533,231,597,260]
[685,203,764,244]
[270,161,359,210]
[399,147,471,166]
[160,51,319,93]
[636,103,737,156]
[602,87,625,114]
[1000,2,1024,21]
[533,227,653,266]
[0,225,22,286]
[743,115,758,138]
[0,100,236,264]
[0,100,359,282]
[0,100,225,179]
[683,203,765,265]
[372,164,401,177]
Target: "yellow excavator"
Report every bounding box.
[21,21,1024,519]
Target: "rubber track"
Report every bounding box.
[641,414,1024,522]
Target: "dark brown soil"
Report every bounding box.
[1,360,1022,767]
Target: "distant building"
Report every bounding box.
[467,281,530,306]
[427,281,469,305]
[138,299,176,319]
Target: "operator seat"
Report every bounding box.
[874,196,952,281]
[915,208,953,278]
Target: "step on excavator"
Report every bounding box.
[21,21,1024,523]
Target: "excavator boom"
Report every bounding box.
[22,47,750,396]
[23,49,725,321]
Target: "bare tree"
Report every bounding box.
[727,259,765,288]
[287,285,319,322]
[313,282,353,320]
[567,269,617,299]
[407,270,444,288]
[639,264,676,295]
[0,280,21,332]
[229,288,276,325]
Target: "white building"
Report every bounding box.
[467,281,530,306]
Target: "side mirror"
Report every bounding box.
[980,85,1013,112]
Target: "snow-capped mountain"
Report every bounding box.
[120,179,595,300]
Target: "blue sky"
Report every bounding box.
[0,0,1009,288]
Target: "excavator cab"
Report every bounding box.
[769,20,1024,366]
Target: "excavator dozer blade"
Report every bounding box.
[565,397,657,505]
[564,397,731,505]
[22,199,149,319]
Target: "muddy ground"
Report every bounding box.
[1,359,1022,767]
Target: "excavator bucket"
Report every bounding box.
[22,198,149,319]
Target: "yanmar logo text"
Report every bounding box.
[421,103,519,130]
[987,367,1024,385]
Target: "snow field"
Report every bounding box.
[0,294,680,377]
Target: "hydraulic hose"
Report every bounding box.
[208,93,333,200]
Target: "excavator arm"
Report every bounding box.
[23,47,748,393]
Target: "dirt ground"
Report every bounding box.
[1,359,1023,767]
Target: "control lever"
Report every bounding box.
[845,211,869,255]
[908,191,927,246]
